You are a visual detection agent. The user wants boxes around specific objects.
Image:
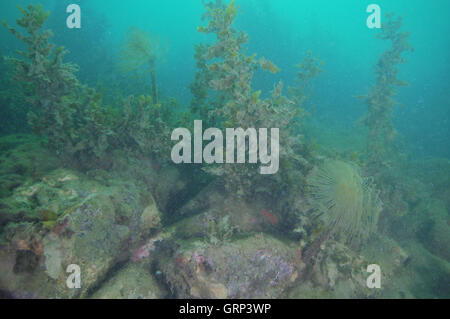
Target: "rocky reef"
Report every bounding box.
[0,2,448,299]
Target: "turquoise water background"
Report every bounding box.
[1,0,448,158]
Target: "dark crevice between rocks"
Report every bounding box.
[163,166,213,226]
[150,239,179,299]
[85,259,130,298]
[86,258,172,299]
[13,250,40,274]
[150,261,175,299]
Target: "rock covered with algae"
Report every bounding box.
[0,165,160,298]
[90,263,166,299]
[156,234,299,299]
[391,198,450,262]
[288,236,410,299]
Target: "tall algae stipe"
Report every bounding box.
[119,27,169,105]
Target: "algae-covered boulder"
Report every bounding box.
[361,236,410,276]
[391,198,449,262]
[0,168,154,298]
[47,193,131,297]
[289,235,416,299]
[414,200,450,262]
[156,234,299,299]
[289,240,378,299]
[90,263,166,299]
[427,222,450,262]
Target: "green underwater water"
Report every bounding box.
[0,0,448,299]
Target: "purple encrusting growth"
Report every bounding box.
[159,235,299,299]
[220,248,295,298]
